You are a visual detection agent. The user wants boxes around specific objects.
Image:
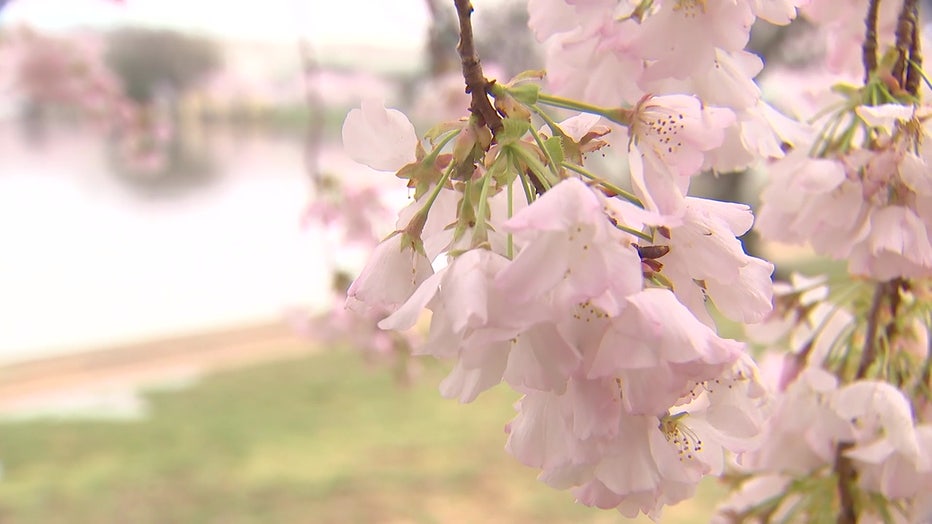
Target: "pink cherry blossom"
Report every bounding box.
[654,196,774,324]
[496,177,643,311]
[634,1,755,80]
[827,382,932,502]
[345,231,433,317]
[588,288,745,414]
[629,95,735,178]
[381,248,580,401]
[627,95,734,214]
[742,368,852,474]
[342,98,417,171]
[747,0,810,25]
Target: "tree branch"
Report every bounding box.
[905,0,923,95]
[892,0,920,88]
[835,279,903,523]
[862,0,881,83]
[453,0,503,136]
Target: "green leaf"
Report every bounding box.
[542,136,565,166]
[508,69,546,85]
[508,83,541,105]
[497,117,532,145]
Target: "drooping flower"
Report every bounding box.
[495,177,643,313]
[342,98,418,172]
[588,288,745,415]
[626,95,734,215]
[654,196,774,325]
[380,248,580,401]
[345,230,433,317]
[634,0,755,81]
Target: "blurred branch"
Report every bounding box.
[424,0,459,76]
[298,37,325,184]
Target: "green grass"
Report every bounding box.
[0,350,722,523]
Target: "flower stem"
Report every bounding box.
[528,121,561,180]
[530,104,565,137]
[561,162,643,207]
[422,129,461,165]
[537,93,629,125]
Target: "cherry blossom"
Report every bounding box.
[341,98,418,171]
[336,0,932,520]
[345,231,433,317]
[495,177,643,311]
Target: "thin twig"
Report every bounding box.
[453,0,503,136]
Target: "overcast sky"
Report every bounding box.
[0,0,468,49]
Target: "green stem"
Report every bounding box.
[528,123,561,180]
[561,162,643,207]
[422,129,461,165]
[616,223,653,242]
[537,93,629,125]
[473,164,495,243]
[530,104,566,137]
[421,161,455,212]
[512,145,555,191]
[515,154,536,205]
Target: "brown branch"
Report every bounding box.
[834,442,859,524]
[835,279,903,523]
[453,0,503,136]
[855,281,890,379]
[863,0,881,83]
[892,0,920,88]
[905,1,923,95]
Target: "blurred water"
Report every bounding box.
[0,124,349,364]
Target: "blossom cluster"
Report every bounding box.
[714,274,932,522]
[758,83,932,280]
[337,0,932,521]
[336,0,807,514]
[344,101,772,518]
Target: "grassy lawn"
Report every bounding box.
[0,349,722,523]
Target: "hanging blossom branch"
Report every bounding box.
[340,0,932,520]
[453,0,502,136]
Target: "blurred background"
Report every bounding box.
[0,0,819,522]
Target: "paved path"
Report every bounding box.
[0,321,316,415]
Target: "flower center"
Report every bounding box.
[636,107,687,159]
[572,300,610,323]
[660,413,703,461]
[673,0,706,17]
